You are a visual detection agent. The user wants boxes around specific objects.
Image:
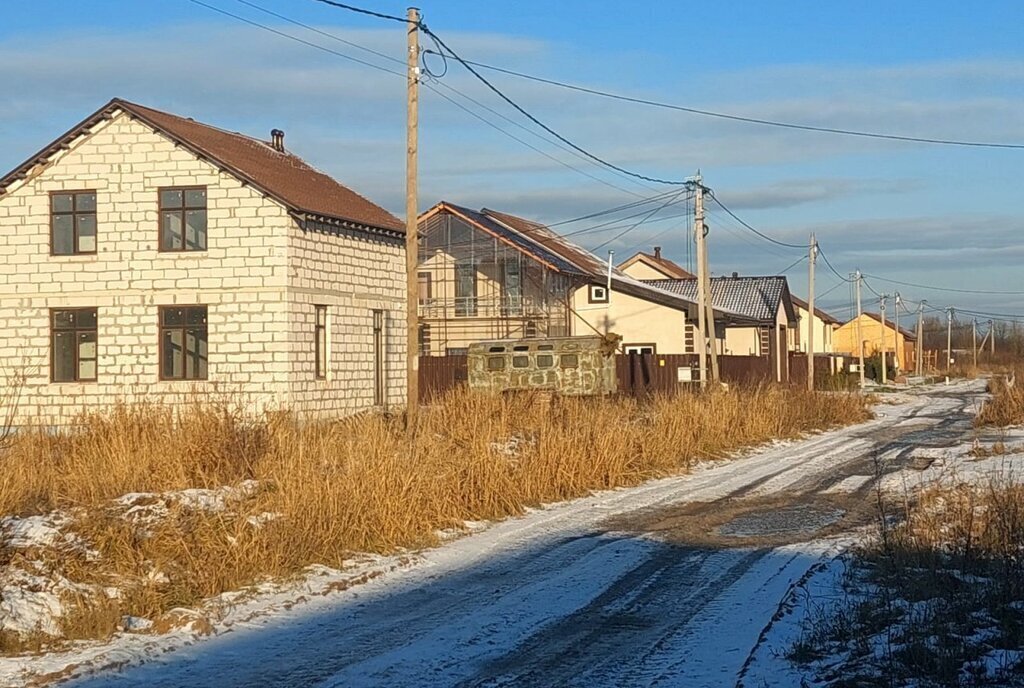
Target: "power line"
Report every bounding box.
[705,191,810,249]
[424,52,1024,150]
[815,246,854,284]
[591,187,692,251]
[777,254,807,274]
[861,273,1024,296]
[187,0,404,76]
[309,0,407,23]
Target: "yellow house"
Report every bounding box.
[834,312,917,371]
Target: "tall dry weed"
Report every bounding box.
[0,385,869,647]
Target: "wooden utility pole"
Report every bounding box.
[880,294,888,384]
[946,307,954,372]
[694,174,708,389]
[855,270,865,389]
[702,216,720,385]
[405,7,421,422]
[973,319,978,370]
[806,234,817,390]
[893,292,901,375]
[990,319,996,357]
[916,301,925,376]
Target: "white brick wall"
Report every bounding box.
[0,110,405,424]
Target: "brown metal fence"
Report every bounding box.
[418,352,784,403]
[419,355,468,403]
[788,353,833,388]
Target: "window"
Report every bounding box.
[160,306,208,380]
[560,354,579,369]
[418,324,432,356]
[51,308,97,382]
[487,356,505,371]
[502,259,522,315]
[454,259,477,316]
[624,344,655,355]
[51,191,97,255]
[588,284,608,304]
[512,355,529,368]
[417,272,432,306]
[536,354,554,368]
[159,187,207,252]
[314,305,327,379]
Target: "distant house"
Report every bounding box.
[415,204,746,356]
[617,247,695,280]
[833,312,918,371]
[791,295,840,354]
[643,274,798,382]
[0,98,406,424]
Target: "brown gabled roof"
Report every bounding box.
[791,295,841,325]
[482,208,609,275]
[860,312,918,341]
[619,251,695,279]
[0,98,403,234]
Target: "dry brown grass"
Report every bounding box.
[977,373,1024,428]
[792,472,1024,686]
[0,386,869,650]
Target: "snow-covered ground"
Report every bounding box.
[0,379,999,687]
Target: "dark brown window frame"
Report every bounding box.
[417,271,432,305]
[50,307,98,382]
[158,305,209,381]
[314,305,328,379]
[158,186,208,253]
[588,283,609,304]
[50,190,98,256]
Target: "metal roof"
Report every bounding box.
[646,275,796,325]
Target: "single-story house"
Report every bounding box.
[642,273,798,382]
[0,98,406,424]
[833,312,918,371]
[791,295,841,354]
[415,204,749,356]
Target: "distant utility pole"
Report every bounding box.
[880,294,888,384]
[916,301,926,376]
[990,319,996,357]
[946,307,954,372]
[855,270,865,389]
[973,319,978,370]
[694,174,708,389]
[894,292,901,376]
[405,7,421,423]
[807,233,817,391]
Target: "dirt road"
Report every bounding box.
[68,382,984,688]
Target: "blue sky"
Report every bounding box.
[2,0,1023,317]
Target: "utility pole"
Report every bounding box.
[973,318,978,370]
[990,319,995,357]
[855,270,865,389]
[916,301,925,376]
[807,234,817,390]
[405,7,421,423]
[702,218,720,385]
[946,307,954,372]
[894,292,901,376]
[694,174,708,389]
[880,294,888,384]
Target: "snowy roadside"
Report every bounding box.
[0,382,971,687]
[742,402,1024,687]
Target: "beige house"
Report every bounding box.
[0,98,406,424]
[791,295,839,354]
[616,247,694,281]
[834,312,917,372]
[416,204,747,357]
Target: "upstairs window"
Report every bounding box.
[588,284,609,304]
[159,306,208,380]
[159,187,207,252]
[51,308,97,382]
[51,191,97,255]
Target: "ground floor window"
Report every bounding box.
[159,306,208,380]
[315,305,328,379]
[624,344,656,355]
[51,308,97,382]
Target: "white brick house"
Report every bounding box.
[0,98,406,424]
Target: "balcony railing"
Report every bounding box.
[418,295,552,319]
